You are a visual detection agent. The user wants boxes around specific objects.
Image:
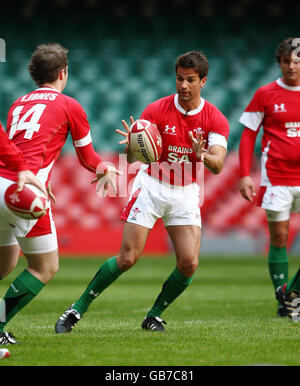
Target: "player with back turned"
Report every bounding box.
[238,37,300,317]
[0,43,119,345]
[55,51,229,333]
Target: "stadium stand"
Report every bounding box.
[0,0,299,254]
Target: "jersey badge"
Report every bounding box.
[163,125,177,135]
[273,103,287,113]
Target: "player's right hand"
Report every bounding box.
[46,182,56,204]
[116,116,135,152]
[17,170,48,197]
[239,176,256,202]
[116,116,137,163]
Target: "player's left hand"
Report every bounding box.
[189,131,207,161]
[92,164,123,197]
[17,170,48,197]
[47,182,56,204]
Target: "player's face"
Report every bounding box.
[176,67,206,106]
[280,55,300,86]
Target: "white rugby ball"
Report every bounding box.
[5,183,50,220]
[129,119,162,164]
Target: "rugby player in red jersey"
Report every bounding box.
[0,122,47,194]
[239,38,300,317]
[55,51,230,333]
[0,43,120,345]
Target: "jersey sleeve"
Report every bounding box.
[140,102,158,125]
[239,127,259,177]
[208,106,230,149]
[66,97,103,173]
[0,122,29,172]
[239,88,265,132]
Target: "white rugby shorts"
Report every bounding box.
[258,185,300,222]
[120,170,201,228]
[0,176,57,254]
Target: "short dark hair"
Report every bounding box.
[28,43,69,86]
[175,51,209,79]
[275,37,300,63]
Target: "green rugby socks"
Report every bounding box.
[268,245,288,291]
[286,268,300,293]
[72,256,123,315]
[147,267,193,318]
[0,269,44,332]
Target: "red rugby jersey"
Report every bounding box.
[0,121,28,172]
[239,78,300,186]
[140,94,229,185]
[0,87,102,184]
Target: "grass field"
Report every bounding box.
[0,255,300,366]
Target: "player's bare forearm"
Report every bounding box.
[203,145,227,174]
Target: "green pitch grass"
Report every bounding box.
[1,255,300,366]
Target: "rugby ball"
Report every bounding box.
[4,183,50,220]
[129,119,162,163]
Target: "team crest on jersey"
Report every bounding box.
[163,125,177,135]
[193,127,204,136]
[130,207,141,220]
[273,103,287,113]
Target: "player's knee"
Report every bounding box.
[39,264,58,283]
[271,232,289,248]
[48,260,59,279]
[177,259,198,277]
[27,259,59,284]
[116,250,139,271]
[0,268,11,280]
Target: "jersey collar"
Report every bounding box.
[36,87,61,93]
[276,78,300,91]
[174,94,205,115]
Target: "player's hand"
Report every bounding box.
[189,131,207,161]
[239,176,256,202]
[92,163,123,197]
[116,116,135,154]
[17,170,48,197]
[47,182,56,204]
[116,116,137,163]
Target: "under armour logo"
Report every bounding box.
[274,103,286,113]
[89,290,99,298]
[273,273,285,280]
[164,125,177,135]
[11,284,19,293]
